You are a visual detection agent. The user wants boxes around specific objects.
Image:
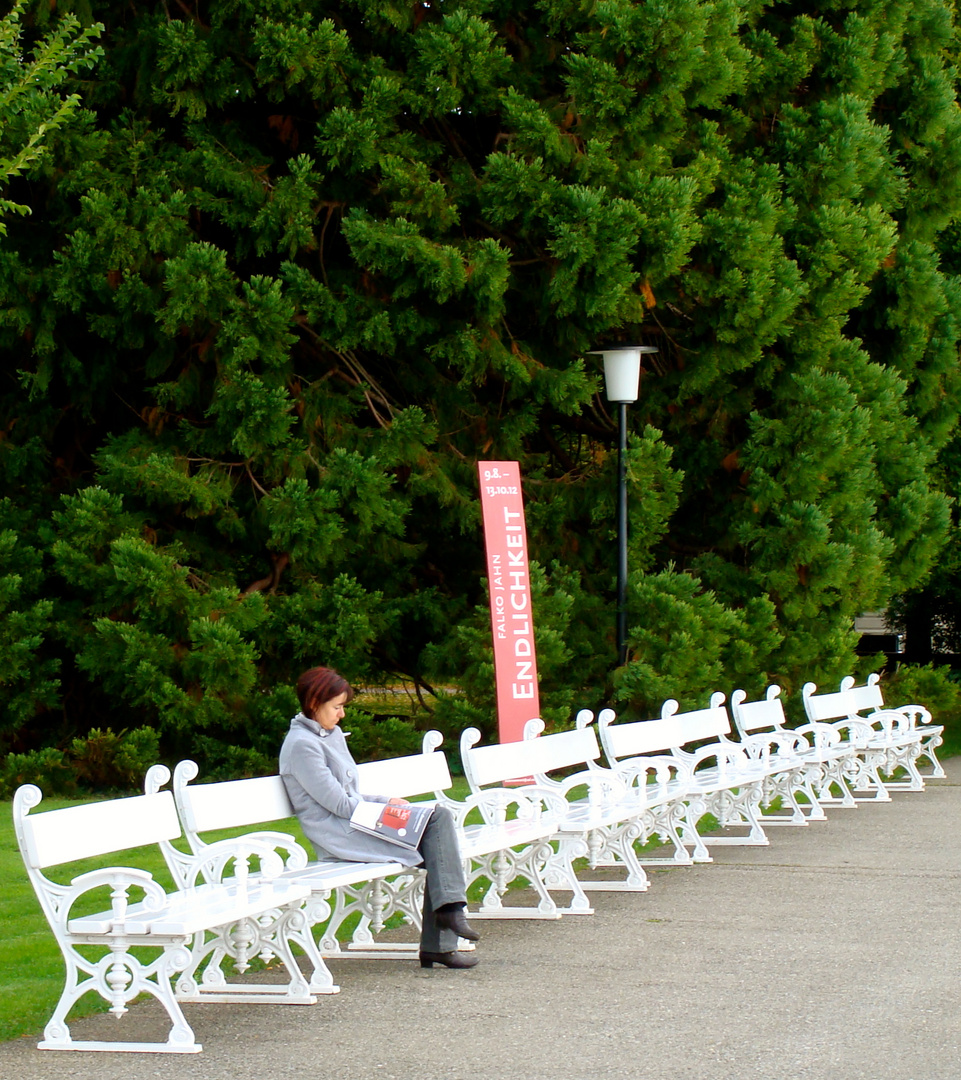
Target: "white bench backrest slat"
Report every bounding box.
[803,689,851,722]
[466,727,600,787]
[804,676,885,723]
[668,705,730,743]
[180,775,294,834]
[357,751,452,798]
[843,683,884,713]
[602,717,672,759]
[603,705,730,760]
[22,791,181,869]
[730,690,786,734]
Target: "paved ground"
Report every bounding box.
[2,765,958,1080]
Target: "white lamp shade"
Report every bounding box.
[589,346,658,404]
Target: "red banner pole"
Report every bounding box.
[477,461,540,742]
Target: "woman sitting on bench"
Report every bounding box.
[280,665,479,969]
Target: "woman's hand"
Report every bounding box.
[387,797,410,806]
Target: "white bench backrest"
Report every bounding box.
[357,749,452,798]
[839,674,884,713]
[801,685,852,722]
[803,675,885,723]
[461,725,601,788]
[601,716,674,759]
[601,698,730,761]
[173,736,453,836]
[730,686,787,736]
[18,789,181,870]
[178,773,295,835]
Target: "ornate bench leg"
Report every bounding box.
[636,803,695,866]
[469,845,562,920]
[280,903,340,994]
[878,743,926,792]
[918,733,946,778]
[701,784,770,846]
[798,768,828,820]
[757,771,809,826]
[344,874,425,959]
[40,941,201,1053]
[541,834,595,913]
[856,754,892,802]
[575,822,650,892]
[815,757,859,807]
[680,797,712,862]
[176,913,320,1005]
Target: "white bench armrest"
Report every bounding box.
[686,741,749,770]
[613,754,692,786]
[796,722,843,750]
[60,866,167,934]
[177,836,287,889]
[824,717,879,746]
[889,703,933,726]
[449,787,561,828]
[217,829,311,871]
[547,767,629,803]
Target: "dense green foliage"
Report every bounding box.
[2,0,960,776]
[0,2,102,231]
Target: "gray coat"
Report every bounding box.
[279,713,423,868]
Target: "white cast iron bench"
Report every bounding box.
[595,694,772,862]
[155,761,410,967]
[14,782,314,1054]
[362,733,566,922]
[801,676,930,798]
[826,673,944,781]
[729,685,834,822]
[459,720,678,912]
[165,733,565,970]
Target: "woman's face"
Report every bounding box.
[314,691,349,731]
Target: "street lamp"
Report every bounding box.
[590,345,660,667]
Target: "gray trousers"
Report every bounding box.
[417,805,467,953]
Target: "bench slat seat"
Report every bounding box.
[459,818,559,855]
[68,877,313,937]
[163,760,415,966]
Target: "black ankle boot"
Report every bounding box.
[419,950,479,969]
[434,904,480,942]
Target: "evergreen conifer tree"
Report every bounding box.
[1,0,958,773]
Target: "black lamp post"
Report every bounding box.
[591,345,659,667]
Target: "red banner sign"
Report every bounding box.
[478,461,540,743]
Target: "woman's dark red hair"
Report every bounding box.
[296,666,354,719]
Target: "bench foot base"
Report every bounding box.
[335,946,421,960]
[177,984,324,1004]
[469,908,562,920]
[575,879,649,893]
[692,836,769,846]
[38,1040,202,1054]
